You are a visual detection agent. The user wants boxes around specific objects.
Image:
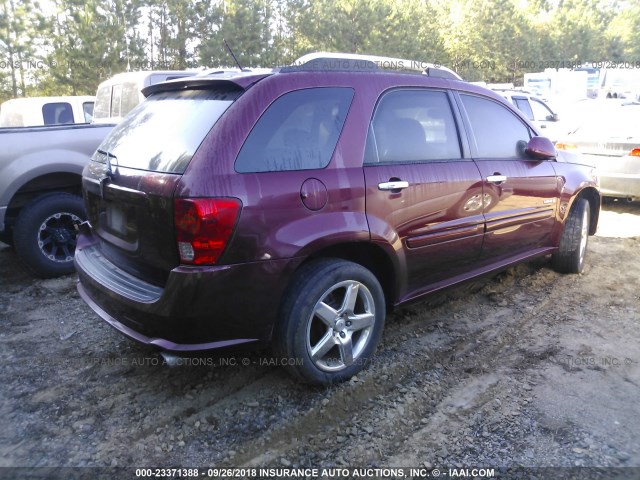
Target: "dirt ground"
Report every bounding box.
[1,200,639,479]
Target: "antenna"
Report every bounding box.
[223,39,245,71]
[122,8,130,72]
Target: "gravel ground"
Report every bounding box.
[1,201,639,480]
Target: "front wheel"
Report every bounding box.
[13,193,86,278]
[552,198,590,274]
[274,259,386,385]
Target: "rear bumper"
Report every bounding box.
[599,172,640,199]
[77,282,255,351]
[75,240,303,351]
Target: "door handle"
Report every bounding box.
[486,175,507,184]
[378,181,409,191]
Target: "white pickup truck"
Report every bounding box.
[0,70,196,277]
[0,96,95,127]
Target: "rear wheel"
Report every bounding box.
[13,193,86,278]
[552,198,590,274]
[274,259,386,385]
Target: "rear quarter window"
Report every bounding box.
[235,87,354,173]
[121,82,142,117]
[83,102,94,123]
[110,84,123,117]
[93,85,111,120]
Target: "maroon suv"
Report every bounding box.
[75,53,600,384]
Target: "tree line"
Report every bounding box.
[1,0,639,102]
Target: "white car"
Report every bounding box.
[493,90,562,141]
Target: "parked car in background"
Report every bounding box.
[0,122,115,276]
[0,96,94,127]
[494,89,562,141]
[556,102,640,201]
[92,70,198,124]
[75,52,600,385]
[0,70,199,277]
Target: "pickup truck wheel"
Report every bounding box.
[552,198,590,274]
[274,259,385,385]
[0,229,13,247]
[13,193,86,278]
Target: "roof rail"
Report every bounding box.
[285,52,462,80]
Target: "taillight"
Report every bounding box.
[629,148,640,157]
[174,198,241,265]
[556,142,578,151]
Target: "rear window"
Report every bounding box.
[42,102,73,125]
[93,88,240,174]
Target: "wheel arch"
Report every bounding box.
[4,172,83,229]
[303,242,399,313]
[574,187,600,235]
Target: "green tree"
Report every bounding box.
[0,0,42,97]
[436,0,542,82]
[197,0,275,68]
[145,0,198,69]
[606,1,640,60]
[549,0,613,63]
[292,0,391,55]
[36,0,145,96]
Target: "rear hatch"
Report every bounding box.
[82,87,242,286]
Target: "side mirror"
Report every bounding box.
[546,113,559,122]
[525,136,556,160]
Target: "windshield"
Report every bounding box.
[93,88,240,173]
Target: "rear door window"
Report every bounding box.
[365,89,462,164]
[94,88,241,174]
[530,98,554,121]
[235,87,354,173]
[460,94,531,158]
[513,97,534,121]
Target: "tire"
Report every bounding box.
[274,259,386,385]
[13,193,86,278]
[0,228,13,247]
[552,198,590,274]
